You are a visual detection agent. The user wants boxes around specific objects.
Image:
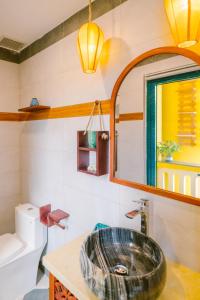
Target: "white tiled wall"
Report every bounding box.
[0,0,199,272]
[0,60,19,112]
[0,59,21,234]
[0,124,20,234]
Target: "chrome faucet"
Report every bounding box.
[125,199,149,235]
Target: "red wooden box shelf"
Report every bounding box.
[77,131,109,176]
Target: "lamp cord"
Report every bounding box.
[89,0,92,23]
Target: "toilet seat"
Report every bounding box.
[0,233,25,266]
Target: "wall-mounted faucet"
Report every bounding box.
[40,204,70,230]
[125,199,149,235]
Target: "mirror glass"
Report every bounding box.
[115,53,200,198]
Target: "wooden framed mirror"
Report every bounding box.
[110,46,200,206]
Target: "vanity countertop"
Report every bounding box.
[43,233,200,300]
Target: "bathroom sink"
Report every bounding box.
[80,227,166,300]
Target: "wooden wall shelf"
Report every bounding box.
[77,131,109,176]
[18,105,50,112]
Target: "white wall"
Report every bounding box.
[0,60,19,112]
[18,0,200,272]
[0,60,20,234]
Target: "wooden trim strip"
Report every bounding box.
[18,99,110,121]
[0,100,110,122]
[0,112,21,121]
[119,112,143,122]
[116,112,144,123]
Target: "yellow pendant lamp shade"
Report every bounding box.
[77,22,104,73]
[165,0,200,48]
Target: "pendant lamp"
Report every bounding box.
[165,0,200,48]
[77,0,104,73]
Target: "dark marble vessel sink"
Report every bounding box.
[80,227,166,300]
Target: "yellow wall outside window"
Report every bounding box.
[157,78,200,165]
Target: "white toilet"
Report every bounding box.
[0,203,47,300]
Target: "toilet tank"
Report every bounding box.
[15,203,47,249]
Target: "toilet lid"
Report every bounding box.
[0,233,25,266]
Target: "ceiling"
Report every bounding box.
[0,0,88,46]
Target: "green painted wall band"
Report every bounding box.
[0,47,19,63]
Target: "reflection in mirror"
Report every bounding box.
[115,53,200,198]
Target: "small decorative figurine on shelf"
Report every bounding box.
[30,97,39,107]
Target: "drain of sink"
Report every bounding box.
[113,264,128,276]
